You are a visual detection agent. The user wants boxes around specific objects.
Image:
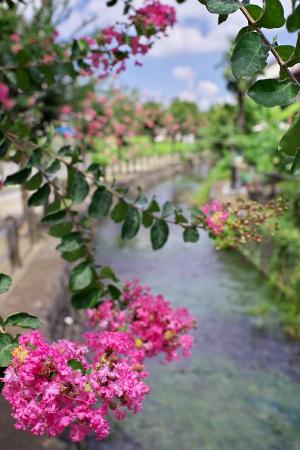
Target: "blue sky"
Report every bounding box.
[55,0,296,109]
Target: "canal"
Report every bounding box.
[86,176,300,450]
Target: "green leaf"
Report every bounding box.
[256,0,285,29]
[0,274,12,294]
[67,167,89,204]
[286,5,300,32]
[121,206,141,239]
[88,187,113,219]
[99,266,118,282]
[16,68,30,90]
[245,4,263,21]
[183,227,200,243]
[287,33,300,67]
[291,148,300,175]
[218,14,228,24]
[231,32,269,78]
[234,26,251,44]
[28,183,51,207]
[69,261,95,292]
[279,114,300,156]
[151,219,169,250]
[61,248,85,262]
[142,211,153,228]
[46,159,61,174]
[48,222,73,237]
[4,313,41,330]
[42,209,67,225]
[0,333,18,367]
[111,199,128,223]
[147,197,160,213]
[107,284,122,300]
[248,79,300,107]
[162,201,175,218]
[68,359,85,372]
[135,188,148,205]
[24,172,43,190]
[0,138,11,159]
[204,0,241,15]
[275,45,295,63]
[56,232,84,253]
[71,287,103,309]
[5,168,31,185]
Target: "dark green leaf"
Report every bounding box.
[42,209,66,225]
[88,187,113,219]
[107,284,122,299]
[162,201,175,218]
[135,188,148,205]
[68,359,85,372]
[291,148,300,175]
[275,45,295,62]
[151,219,169,250]
[0,274,12,294]
[71,288,103,309]
[147,197,160,213]
[218,14,228,24]
[183,227,200,243]
[111,199,128,223]
[99,266,118,281]
[5,168,31,185]
[0,333,18,367]
[286,5,300,32]
[46,159,61,174]
[121,206,141,239]
[28,183,50,207]
[204,0,241,15]
[256,0,285,29]
[287,33,300,66]
[245,4,263,21]
[56,232,84,253]
[48,222,73,237]
[16,68,30,90]
[61,248,85,262]
[0,138,11,159]
[231,32,268,78]
[279,114,300,156]
[248,79,300,107]
[24,172,43,190]
[4,313,41,330]
[69,261,95,292]
[142,211,153,228]
[67,167,89,204]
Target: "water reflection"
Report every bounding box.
[89,177,300,450]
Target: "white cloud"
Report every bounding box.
[178,89,197,102]
[198,80,219,96]
[172,65,196,82]
[150,14,244,58]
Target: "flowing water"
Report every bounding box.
[87,176,300,450]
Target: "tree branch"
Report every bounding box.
[240,5,300,87]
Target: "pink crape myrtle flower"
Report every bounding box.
[202,200,229,236]
[87,280,196,362]
[2,330,149,442]
[0,83,14,110]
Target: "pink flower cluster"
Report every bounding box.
[0,83,14,110]
[202,200,229,236]
[2,330,149,442]
[132,1,176,32]
[80,1,176,79]
[87,280,196,362]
